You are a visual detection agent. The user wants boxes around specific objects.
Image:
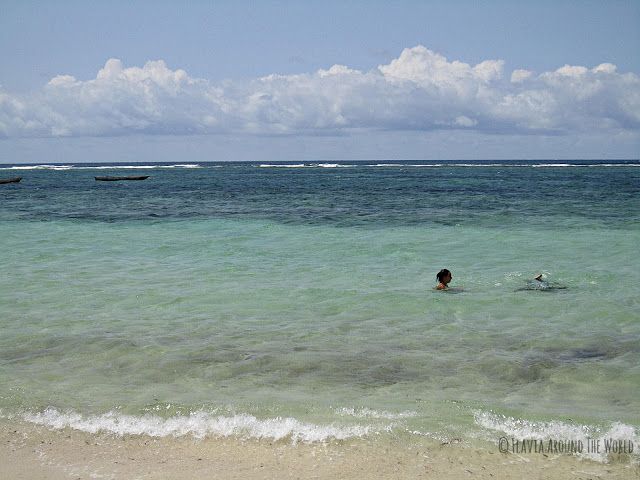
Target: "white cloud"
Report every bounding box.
[378,45,504,86]
[510,69,532,83]
[592,63,616,74]
[454,116,478,127]
[553,64,589,77]
[0,46,638,139]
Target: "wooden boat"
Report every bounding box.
[0,177,22,184]
[95,176,150,181]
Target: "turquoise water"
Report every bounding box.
[0,161,638,452]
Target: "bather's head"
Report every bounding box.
[436,268,452,285]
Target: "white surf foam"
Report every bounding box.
[335,407,417,420]
[257,163,356,168]
[3,162,637,171]
[474,410,639,463]
[364,163,404,167]
[22,408,376,443]
[585,163,640,167]
[6,165,73,171]
[86,164,202,169]
[531,163,573,167]
[258,163,307,168]
[398,163,639,168]
[316,163,355,168]
[531,163,639,168]
[0,164,203,171]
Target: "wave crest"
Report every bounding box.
[22,408,375,443]
[474,410,639,463]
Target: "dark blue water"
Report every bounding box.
[1,161,638,227]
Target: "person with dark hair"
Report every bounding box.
[436,268,452,290]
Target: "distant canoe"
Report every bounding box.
[0,177,22,184]
[95,176,150,181]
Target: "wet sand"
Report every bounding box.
[1,419,637,479]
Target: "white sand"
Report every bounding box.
[1,419,637,479]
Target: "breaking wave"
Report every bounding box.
[474,410,639,463]
[21,408,381,443]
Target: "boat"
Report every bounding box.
[95,176,150,181]
[0,177,22,184]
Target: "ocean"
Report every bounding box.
[1,160,638,461]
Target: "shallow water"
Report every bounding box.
[1,161,638,458]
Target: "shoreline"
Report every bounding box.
[2,419,637,479]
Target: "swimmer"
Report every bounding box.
[531,273,548,288]
[516,273,567,291]
[436,268,452,290]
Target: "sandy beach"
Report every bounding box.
[1,419,637,480]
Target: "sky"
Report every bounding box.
[1,0,639,163]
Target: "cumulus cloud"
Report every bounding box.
[0,46,638,138]
[510,69,532,83]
